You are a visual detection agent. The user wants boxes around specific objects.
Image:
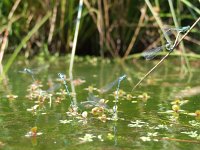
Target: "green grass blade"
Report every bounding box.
[3,12,51,75]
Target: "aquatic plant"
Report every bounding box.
[189,120,200,127]
[79,134,96,143]
[25,127,42,137]
[59,119,73,124]
[6,94,18,100]
[128,120,149,128]
[186,110,200,118]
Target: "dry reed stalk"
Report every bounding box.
[123,5,147,60]
[60,0,66,30]
[168,0,191,72]
[83,0,115,57]
[103,0,116,55]
[83,0,97,24]
[97,0,105,57]
[0,30,9,63]
[145,0,171,43]
[8,0,21,20]
[48,1,58,44]
[184,36,200,46]
[0,0,21,63]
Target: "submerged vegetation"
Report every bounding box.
[0,0,200,149]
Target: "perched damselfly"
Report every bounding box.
[164,26,190,35]
[19,68,36,81]
[142,43,172,60]
[99,74,126,120]
[142,26,190,60]
[57,73,71,96]
[100,74,127,93]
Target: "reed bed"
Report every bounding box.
[0,0,199,63]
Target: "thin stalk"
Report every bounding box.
[122,5,147,60]
[8,0,21,20]
[145,0,171,43]
[83,0,97,24]
[0,63,3,75]
[60,0,66,30]
[68,0,83,108]
[168,0,191,73]
[181,0,200,15]
[0,30,8,63]
[132,17,200,90]
[97,0,105,57]
[187,6,200,28]
[0,0,21,63]
[103,0,116,56]
[155,0,159,8]
[105,0,117,57]
[83,0,115,57]
[48,1,58,44]
[59,0,66,46]
[69,0,83,74]
[132,52,171,90]
[1,12,51,77]
[66,0,75,52]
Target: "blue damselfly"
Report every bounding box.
[19,68,36,81]
[57,73,71,96]
[142,26,190,60]
[100,74,127,93]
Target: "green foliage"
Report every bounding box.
[0,0,199,58]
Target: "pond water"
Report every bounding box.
[0,57,200,149]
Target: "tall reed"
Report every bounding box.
[0,1,199,58]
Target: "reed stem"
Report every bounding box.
[69,0,83,75]
[68,0,83,108]
[1,12,51,76]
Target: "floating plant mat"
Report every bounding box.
[0,57,200,149]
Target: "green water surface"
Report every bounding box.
[0,57,200,150]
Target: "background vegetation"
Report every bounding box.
[0,0,199,61]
